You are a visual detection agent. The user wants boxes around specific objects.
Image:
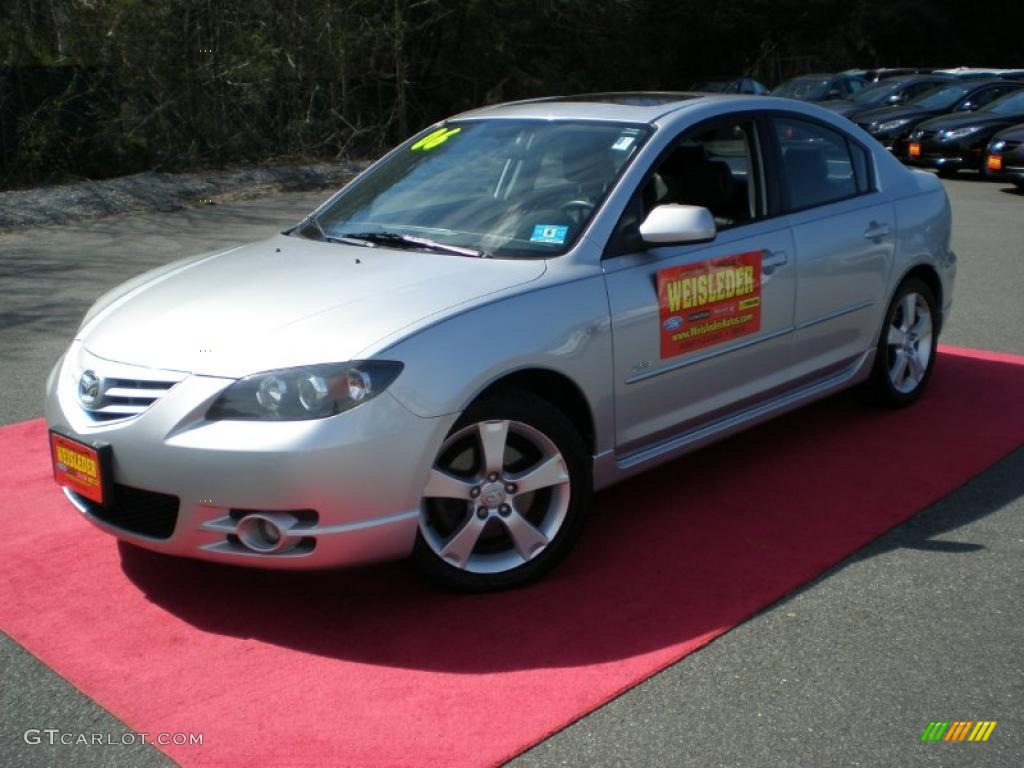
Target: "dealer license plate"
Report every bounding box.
[50,431,110,505]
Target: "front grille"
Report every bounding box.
[86,376,180,422]
[76,484,180,539]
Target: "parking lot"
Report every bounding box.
[1,173,1022,767]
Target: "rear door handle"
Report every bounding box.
[864,221,892,240]
[761,249,788,274]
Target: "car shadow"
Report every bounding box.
[118,349,1024,673]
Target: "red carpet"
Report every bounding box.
[1,346,1023,767]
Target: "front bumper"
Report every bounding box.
[983,150,1024,184]
[905,134,988,171]
[45,345,457,569]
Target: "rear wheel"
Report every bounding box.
[865,277,938,407]
[413,390,590,591]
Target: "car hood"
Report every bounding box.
[80,234,547,377]
[992,123,1024,141]
[819,99,862,116]
[855,104,939,124]
[917,112,1021,132]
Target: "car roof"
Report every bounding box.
[454,92,725,123]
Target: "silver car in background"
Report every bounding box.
[45,92,955,590]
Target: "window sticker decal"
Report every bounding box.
[530,224,569,245]
[410,127,462,152]
[657,251,763,358]
[611,135,636,152]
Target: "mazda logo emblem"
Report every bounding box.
[78,370,101,408]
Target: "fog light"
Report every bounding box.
[236,512,298,554]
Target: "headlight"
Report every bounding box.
[990,140,1007,152]
[942,126,983,140]
[206,361,403,420]
[877,118,912,132]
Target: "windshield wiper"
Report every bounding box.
[339,231,487,258]
[295,214,376,248]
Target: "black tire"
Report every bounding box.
[413,389,591,591]
[865,277,939,408]
[937,167,958,179]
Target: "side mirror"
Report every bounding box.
[888,93,905,104]
[958,101,976,112]
[639,204,716,245]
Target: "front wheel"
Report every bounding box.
[865,277,938,407]
[413,390,591,591]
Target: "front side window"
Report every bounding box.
[774,117,865,211]
[971,86,1019,111]
[607,119,763,256]
[306,119,651,258]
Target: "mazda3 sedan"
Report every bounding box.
[46,92,956,591]
[983,123,1024,189]
[856,79,1022,155]
[905,89,1024,175]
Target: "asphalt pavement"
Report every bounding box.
[1,175,1022,767]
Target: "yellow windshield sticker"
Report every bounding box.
[411,127,462,152]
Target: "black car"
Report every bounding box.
[819,74,952,119]
[856,67,936,83]
[906,89,1024,175]
[855,79,1024,156]
[690,76,768,95]
[771,73,866,102]
[982,123,1024,189]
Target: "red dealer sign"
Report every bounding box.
[657,251,763,359]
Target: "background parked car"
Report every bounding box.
[689,76,768,94]
[982,123,1024,189]
[771,72,866,101]
[819,74,952,119]
[905,88,1024,175]
[936,67,1020,79]
[845,67,936,83]
[855,79,1023,155]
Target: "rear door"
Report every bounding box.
[770,114,895,380]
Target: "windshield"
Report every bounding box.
[981,90,1024,115]
[849,81,896,104]
[772,77,829,100]
[306,119,651,258]
[909,84,970,109]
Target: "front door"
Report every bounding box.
[603,117,797,453]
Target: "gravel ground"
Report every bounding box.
[0,161,368,231]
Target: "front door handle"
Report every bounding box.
[864,221,892,240]
[761,249,788,274]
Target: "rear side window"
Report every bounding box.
[773,117,868,211]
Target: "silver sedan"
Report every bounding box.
[45,92,956,590]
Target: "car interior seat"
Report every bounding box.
[655,144,749,226]
[781,145,830,210]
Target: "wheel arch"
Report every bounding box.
[894,262,944,333]
[467,367,597,456]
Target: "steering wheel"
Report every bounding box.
[560,199,595,223]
